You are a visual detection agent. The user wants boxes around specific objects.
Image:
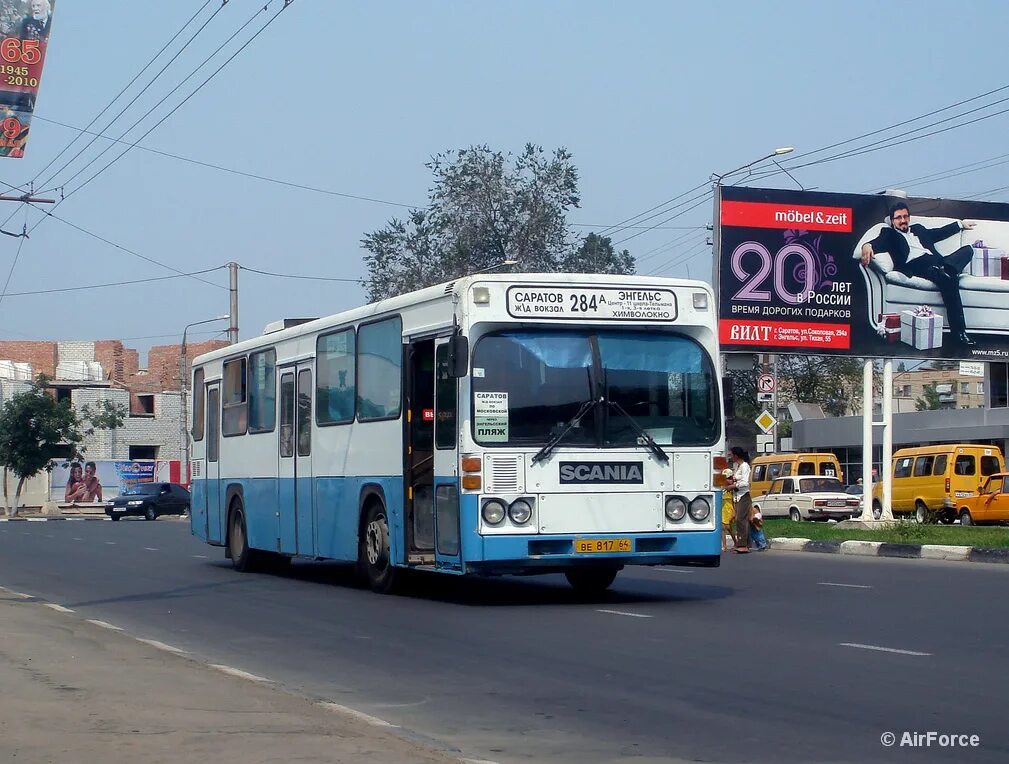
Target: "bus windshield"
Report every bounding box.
[471,329,719,448]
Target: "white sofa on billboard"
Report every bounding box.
[853,218,1009,336]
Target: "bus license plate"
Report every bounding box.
[575,537,632,554]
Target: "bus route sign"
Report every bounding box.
[506,286,677,322]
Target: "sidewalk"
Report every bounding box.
[0,591,460,764]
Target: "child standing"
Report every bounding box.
[750,506,769,551]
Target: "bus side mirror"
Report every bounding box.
[447,334,469,378]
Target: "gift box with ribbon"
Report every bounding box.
[900,306,943,350]
[877,312,901,343]
[970,240,1007,277]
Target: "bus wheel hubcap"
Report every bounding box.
[366,520,386,567]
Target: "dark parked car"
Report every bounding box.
[105,483,190,521]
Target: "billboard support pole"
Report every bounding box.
[881,360,894,521]
[862,361,873,517]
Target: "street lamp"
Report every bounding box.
[711,146,794,186]
[179,316,228,484]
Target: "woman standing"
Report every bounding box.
[730,446,752,553]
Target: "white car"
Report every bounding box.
[752,476,861,522]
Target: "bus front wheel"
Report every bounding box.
[565,567,618,595]
[361,501,400,594]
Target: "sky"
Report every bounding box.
[2,0,1008,365]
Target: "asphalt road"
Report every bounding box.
[1,518,1007,763]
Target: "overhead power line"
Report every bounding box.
[0,205,30,309]
[240,265,362,284]
[31,0,218,192]
[31,114,416,209]
[53,1,278,203]
[0,266,226,298]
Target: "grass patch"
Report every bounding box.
[764,518,1009,549]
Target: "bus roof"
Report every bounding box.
[192,272,712,366]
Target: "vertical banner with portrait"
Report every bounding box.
[0,0,56,158]
[715,185,1009,362]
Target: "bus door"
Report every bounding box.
[405,339,436,558]
[433,337,462,570]
[278,365,315,556]
[205,383,224,544]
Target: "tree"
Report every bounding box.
[560,232,635,274]
[776,355,866,417]
[362,144,633,301]
[915,382,942,411]
[0,376,125,516]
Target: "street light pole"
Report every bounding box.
[179,316,228,484]
[711,146,794,186]
[468,259,518,276]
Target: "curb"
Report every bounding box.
[769,537,1009,565]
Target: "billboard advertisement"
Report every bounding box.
[51,460,184,502]
[0,0,56,158]
[716,186,1009,361]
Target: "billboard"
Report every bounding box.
[715,186,1009,361]
[51,460,185,502]
[0,0,56,158]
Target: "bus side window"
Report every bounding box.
[279,373,295,458]
[752,465,765,482]
[192,368,205,441]
[781,463,793,476]
[768,463,781,480]
[222,358,248,436]
[955,455,975,476]
[248,348,276,433]
[818,462,836,477]
[894,458,913,479]
[797,462,815,476]
[932,454,947,476]
[358,317,403,421]
[317,329,356,425]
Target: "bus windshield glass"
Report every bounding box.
[471,330,719,448]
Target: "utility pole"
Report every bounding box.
[228,261,239,344]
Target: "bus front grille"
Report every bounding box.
[485,454,523,493]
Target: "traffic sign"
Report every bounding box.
[757,373,775,393]
[756,434,774,453]
[755,410,777,434]
[757,392,774,403]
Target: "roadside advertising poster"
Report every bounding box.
[50,460,180,502]
[0,0,56,158]
[715,186,1009,362]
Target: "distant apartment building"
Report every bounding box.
[0,337,227,460]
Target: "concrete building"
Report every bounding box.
[793,362,1009,483]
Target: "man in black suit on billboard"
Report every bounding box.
[859,201,976,346]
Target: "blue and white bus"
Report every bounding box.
[189,273,726,593]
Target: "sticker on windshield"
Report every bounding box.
[472,367,485,378]
[475,392,509,442]
[506,286,677,322]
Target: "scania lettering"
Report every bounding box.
[189,273,725,595]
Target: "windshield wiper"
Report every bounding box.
[530,396,604,465]
[605,400,670,464]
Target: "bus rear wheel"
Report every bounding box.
[565,567,619,594]
[361,501,400,594]
[229,505,264,572]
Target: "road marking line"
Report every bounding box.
[0,586,32,598]
[818,582,872,589]
[105,541,116,545]
[596,609,653,619]
[840,642,931,656]
[462,759,501,764]
[85,619,123,631]
[318,701,398,727]
[144,547,158,551]
[136,638,188,655]
[656,567,695,574]
[44,603,74,613]
[209,664,270,683]
[191,554,208,559]
[27,518,46,522]
[72,537,83,541]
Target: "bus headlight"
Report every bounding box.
[508,498,533,525]
[688,496,711,522]
[481,499,506,525]
[665,496,686,522]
